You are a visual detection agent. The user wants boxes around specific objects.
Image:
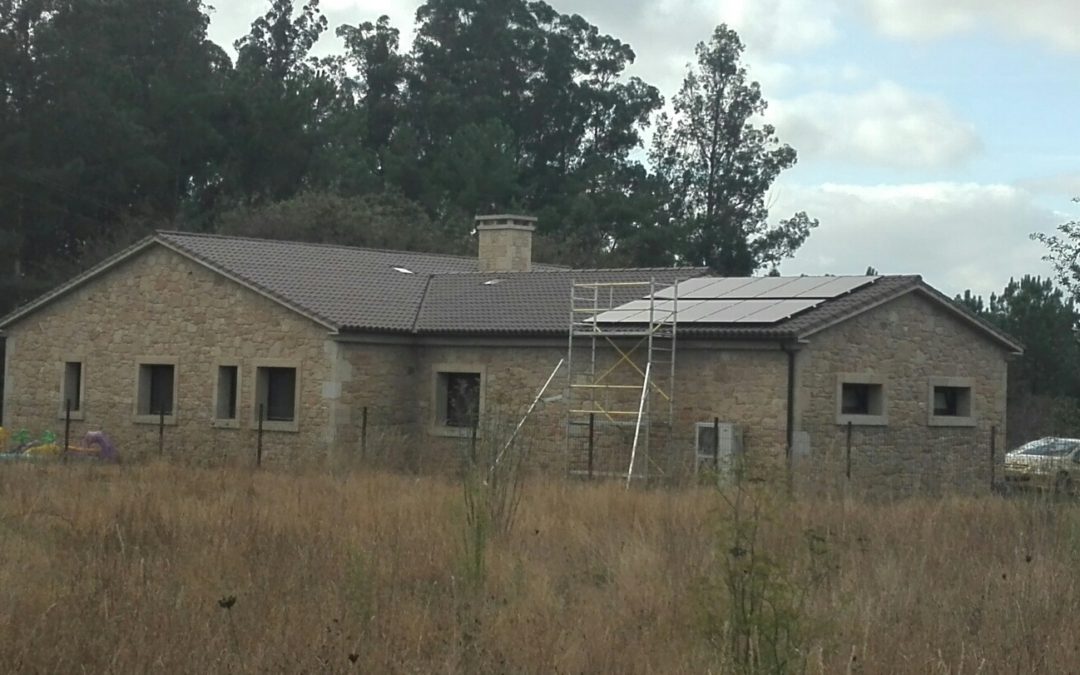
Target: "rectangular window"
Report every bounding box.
[440,372,481,428]
[215,365,239,421]
[138,363,175,416]
[256,366,297,423]
[62,361,82,413]
[836,375,887,426]
[933,386,970,417]
[841,383,879,415]
[928,377,975,426]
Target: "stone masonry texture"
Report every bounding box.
[2,244,1011,492]
[3,246,335,462]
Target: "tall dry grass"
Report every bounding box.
[0,461,1078,673]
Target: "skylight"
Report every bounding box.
[483,279,503,286]
[392,266,414,274]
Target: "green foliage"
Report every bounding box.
[1033,198,1080,303]
[699,485,833,673]
[958,276,1080,399]
[0,0,821,316]
[958,275,1080,443]
[650,26,817,275]
[215,190,468,254]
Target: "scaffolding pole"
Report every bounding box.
[565,277,680,482]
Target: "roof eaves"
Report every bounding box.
[798,276,1024,354]
[0,235,159,330]
[154,236,340,332]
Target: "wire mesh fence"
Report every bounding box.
[791,423,1001,498]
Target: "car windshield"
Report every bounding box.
[1014,439,1080,456]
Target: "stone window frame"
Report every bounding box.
[835,373,888,427]
[211,361,243,429]
[58,355,86,421]
[133,356,179,426]
[927,376,977,427]
[251,358,302,433]
[430,363,487,438]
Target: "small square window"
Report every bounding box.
[256,366,297,423]
[841,383,882,416]
[439,372,481,428]
[836,375,887,426]
[138,363,175,416]
[933,386,970,417]
[928,378,975,426]
[62,361,82,413]
[215,365,239,421]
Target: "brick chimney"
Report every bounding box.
[476,214,536,273]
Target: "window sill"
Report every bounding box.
[57,411,86,421]
[255,420,299,433]
[836,414,888,427]
[430,424,482,439]
[134,414,178,426]
[928,416,976,428]
[211,419,241,430]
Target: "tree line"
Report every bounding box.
[0,0,816,314]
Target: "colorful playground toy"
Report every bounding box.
[0,427,119,462]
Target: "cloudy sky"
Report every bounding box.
[206,0,1080,298]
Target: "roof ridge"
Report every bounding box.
[156,229,482,264]
[427,266,711,278]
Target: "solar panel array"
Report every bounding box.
[592,276,879,325]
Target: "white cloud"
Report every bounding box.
[1018,174,1080,200]
[775,181,1059,297]
[852,0,1080,52]
[769,82,982,169]
[713,0,840,55]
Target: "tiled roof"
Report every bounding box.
[0,231,1023,352]
[158,231,576,331]
[157,231,483,331]
[416,269,706,334]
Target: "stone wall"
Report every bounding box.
[794,290,1010,494]
[396,339,790,479]
[476,225,534,273]
[332,340,419,465]
[2,248,1012,491]
[2,245,337,462]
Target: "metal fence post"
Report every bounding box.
[257,403,264,468]
[587,413,595,480]
[990,424,997,492]
[360,406,368,459]
[846,421,853,482]
[713,416,720,470]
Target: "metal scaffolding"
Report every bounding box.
[565,278,679,482]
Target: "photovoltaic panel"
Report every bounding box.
[652,275,878,300]
[797,276,877,298]
[736,298,823,322]
[675,300,742,322]
[750,276,839,298]
[653,277,754,299]
[591,276,877,326]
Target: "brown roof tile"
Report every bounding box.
[0,232,1022,352]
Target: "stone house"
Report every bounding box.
[0,216,1022,488]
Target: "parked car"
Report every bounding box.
[1003,437,1080,493]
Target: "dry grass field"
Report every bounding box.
[1,461,1078,673]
